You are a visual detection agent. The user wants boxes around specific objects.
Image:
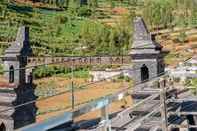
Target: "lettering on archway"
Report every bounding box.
[27,56,131,66]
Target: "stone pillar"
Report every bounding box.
[129,17,167,85]
[160,78,168,131]
[0,26,36,130]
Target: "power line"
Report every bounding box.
[0,49,181,115]
[29,61,164,96]
[0,67,168,114]
[0,42,184,115]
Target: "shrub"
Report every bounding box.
[0,64,3,75]
[177,32,187,44]
[33,65,66,78]
[117,75,131,82]
[33,66,89,79]
[56,15,68,24]
[77,6,92,17]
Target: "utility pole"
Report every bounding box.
[71,80,74,110]
[160,78,168,131]
[71,49,75,111]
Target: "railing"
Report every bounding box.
[16,73,168,131]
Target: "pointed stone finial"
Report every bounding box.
[133,17,151,42]
[4,26,32,56]
[132,17,161,49]
[16,26,29,46]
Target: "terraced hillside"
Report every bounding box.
[0,0,133,56]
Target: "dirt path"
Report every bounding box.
[36,80,131,122]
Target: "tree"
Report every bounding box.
[108,0,115,8]
[177,31,187,44]
[0,0,8,18]
[143,0,174,29]
[130,0,138,6]
[64,0,70,9]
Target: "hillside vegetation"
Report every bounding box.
[0,0,133,56]
[0,0,197,57]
